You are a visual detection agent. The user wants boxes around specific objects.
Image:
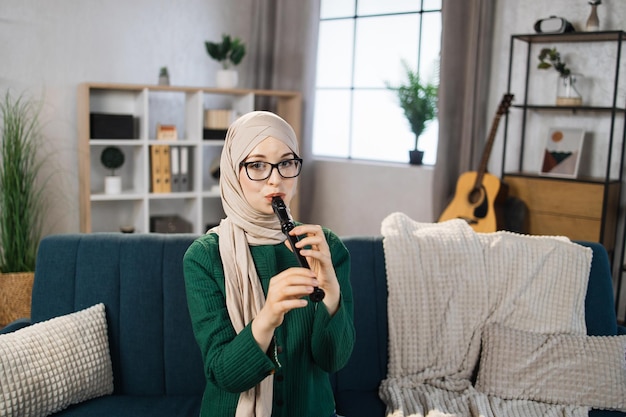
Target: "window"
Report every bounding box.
[313,0,442,165]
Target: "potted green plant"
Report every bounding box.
[0,92,47,326]
[101,146,125,194]
[205,34,246,88]
[387,61,438,165]
[537,47,571,77]
[158,66,170,86]
[537,47,582,106]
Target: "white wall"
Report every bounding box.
[309,159,434,236]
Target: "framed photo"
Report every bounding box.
[539,127,585,178]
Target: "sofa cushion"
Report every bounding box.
[0,303,113,417]
[476,323,626,411]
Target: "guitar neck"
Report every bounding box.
[473,113,503,189]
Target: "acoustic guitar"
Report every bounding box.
[438,93,514,232]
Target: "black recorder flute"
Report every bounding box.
[271,196,325,303]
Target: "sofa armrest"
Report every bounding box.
[0,318,31,335]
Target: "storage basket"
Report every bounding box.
[0,272,34,327]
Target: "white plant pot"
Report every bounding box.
[105,176,122,195]
[216,69,238,89]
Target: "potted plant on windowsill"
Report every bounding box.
[0,92,48,327]
[387,61,438,165]
[205,34,246,89]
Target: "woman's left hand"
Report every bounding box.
[288,224,341,315]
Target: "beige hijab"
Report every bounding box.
[209,111,299,417]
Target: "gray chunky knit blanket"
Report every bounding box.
[379,213,594,417]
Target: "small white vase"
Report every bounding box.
[216,69,238,89]
[105,176,122,194]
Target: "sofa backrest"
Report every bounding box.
[581,241,619,336]
[32,233,204,397]
[330,236,389,416]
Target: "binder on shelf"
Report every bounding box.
[179,146,190,192]
[170,146,181,192]
[160,145,172,193]
[150,145,163,193]
[150,144,173,193]
[152,123,175,193]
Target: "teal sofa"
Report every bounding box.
[1,233,623,416]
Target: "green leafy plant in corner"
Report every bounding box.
[537,47,571,77]
[0,92,47,273]
[387,60,439,151]
[205,34,246,69]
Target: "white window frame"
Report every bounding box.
[313,1,442,165]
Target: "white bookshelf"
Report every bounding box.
[77,82,302,233]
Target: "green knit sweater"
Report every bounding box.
[183,229,355,417]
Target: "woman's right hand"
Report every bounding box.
[251,267,318,351]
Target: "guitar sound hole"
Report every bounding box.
[468,188,483,205]
[465,186,489,219]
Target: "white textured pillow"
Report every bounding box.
[476,323,626,411]
[0,303,114,417]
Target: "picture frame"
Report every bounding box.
[539,127,585,178]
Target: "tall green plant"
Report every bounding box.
[0,92,46,273]
[387,61,438,150]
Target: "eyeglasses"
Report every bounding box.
[239,158,303,181]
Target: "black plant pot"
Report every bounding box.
[409,150,424,165]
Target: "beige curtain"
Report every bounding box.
[432,0,496,220]
[246,0,320,221]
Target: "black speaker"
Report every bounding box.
[90,113,137,139]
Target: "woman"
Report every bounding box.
[183,111,355,417]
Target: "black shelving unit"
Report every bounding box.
[501,31,626,321]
